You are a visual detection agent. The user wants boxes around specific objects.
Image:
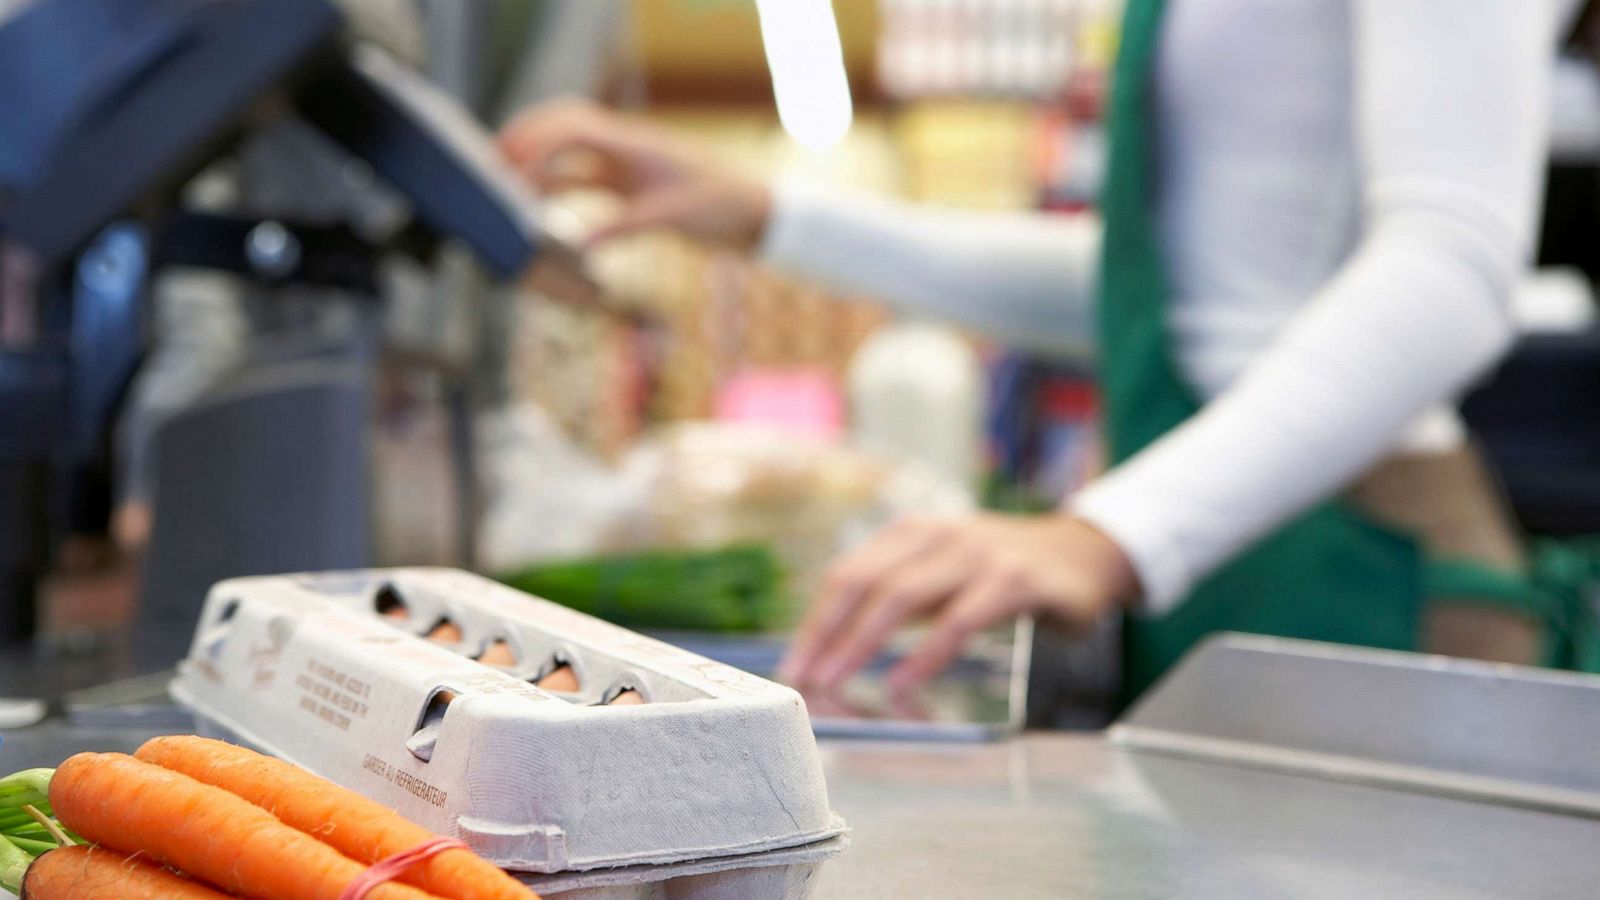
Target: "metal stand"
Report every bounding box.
[0,463,45,641]
[0,214,394,639]
[1114,633,1600,818]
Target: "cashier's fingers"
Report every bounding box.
[808,547,977,690]
[777,518,960,686]
[501,98,772,249]
[887,572,1021,692]
[498,98,671,192]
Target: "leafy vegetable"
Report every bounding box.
[0,768,71,894]
[0,771,80,890]
[498,544,790,633]
[0,770,52,811]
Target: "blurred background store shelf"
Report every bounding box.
[17,0,1600,726]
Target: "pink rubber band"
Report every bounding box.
[338,837,470,900]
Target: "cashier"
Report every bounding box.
[503,1,1573,700]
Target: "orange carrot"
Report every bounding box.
[136,736,537,900]
[49,752,441,900]
[22,845,232,899]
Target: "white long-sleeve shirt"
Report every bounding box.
[761,0,1572,612]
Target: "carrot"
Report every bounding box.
[21,845,231,899]
[136,736,536,900]
[49,752,442,900]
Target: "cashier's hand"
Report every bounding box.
[777,513,1138,693]
[500,99,772,249]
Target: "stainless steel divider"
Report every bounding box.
[1111,633,1600,818]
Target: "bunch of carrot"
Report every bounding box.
[0,735,540,900]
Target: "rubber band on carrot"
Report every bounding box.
[340,838,470,900]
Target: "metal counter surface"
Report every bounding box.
[815,733,1600,899]
[5,633,1600,898]
[6,719,1597,898]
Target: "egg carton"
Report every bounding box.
[517,834,843,899]
[169,568,848,886]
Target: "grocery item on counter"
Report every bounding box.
[605,423,973,620]
[479,412,972,624]
[615,423,892,555]
[136,736,530,900]
[0,740,536,900]
[51,752,439,900]
[22,845,229,899]
[498,544,788,633]
[171,569,849,897]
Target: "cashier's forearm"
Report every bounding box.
[758,179,1099,357]
[1071,226,1519,611]
[1071,0,1552,611]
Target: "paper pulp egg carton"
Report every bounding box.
[170,568,848,898]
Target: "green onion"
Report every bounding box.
[0,833,29,894]
[0,770,52,810]
[499,544,790,632]
[3,835,54,856]
[0,769,65,891]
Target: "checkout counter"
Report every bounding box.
[6,626,1600,898]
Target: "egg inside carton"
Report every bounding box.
[368,579,664,707]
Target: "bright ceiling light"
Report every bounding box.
[755,0,854,151]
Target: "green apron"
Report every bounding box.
[1101,0,1422,701]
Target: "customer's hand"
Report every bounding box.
[777,513,1137,693]
[500,98,773,249]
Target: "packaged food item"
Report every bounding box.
[482,416,972,632]
[170,568,849,898]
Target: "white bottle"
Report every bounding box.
[847,320,984,496]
